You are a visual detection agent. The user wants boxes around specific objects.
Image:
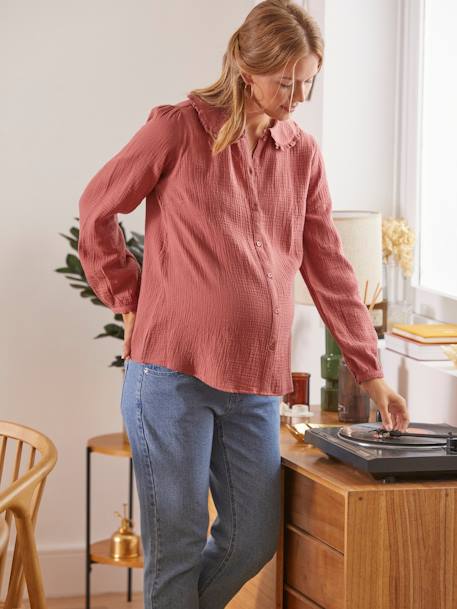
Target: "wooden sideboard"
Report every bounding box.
[222,404,457,609]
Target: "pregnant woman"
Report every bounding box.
[78,1,409,607]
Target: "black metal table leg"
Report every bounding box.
[127,456,134,601]
[86,447,92,609]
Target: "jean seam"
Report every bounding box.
[136,367,162,608]
[119,360,130,415]
[218,393,238,418]
[199,417,237,598]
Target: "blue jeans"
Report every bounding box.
[120,358,282,609]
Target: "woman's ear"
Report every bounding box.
[240,72,254,87]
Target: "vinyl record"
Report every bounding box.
[338,423,449,448]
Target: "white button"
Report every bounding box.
[269,342,276,350]
[267,272,273,278]
[255,240,262,247]
[274,307,279,314]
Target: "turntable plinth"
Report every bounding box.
[276,405,457,609]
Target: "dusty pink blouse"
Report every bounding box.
[78,92,384,395]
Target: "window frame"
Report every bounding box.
[398,0,457,323]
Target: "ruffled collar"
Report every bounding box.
[186,92,302,151]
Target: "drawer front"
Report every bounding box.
[285,526,344,609]
[285,587,323,608]
[285,468,345,552]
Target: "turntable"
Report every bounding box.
[304,421,457,482]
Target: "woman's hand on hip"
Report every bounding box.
[122,311,136,360]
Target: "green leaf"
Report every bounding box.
[55,267,72,273]
[91,298,106,306]
[110,354,125,367]
[70,227,80,238]
[103,323,124,338]
[128,243,143,255]
[80,288,94,297]
[94,332,123,341]
[131,231,144,245]
[66,254,83,275]
[58,234,79,251]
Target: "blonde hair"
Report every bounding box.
[188,0,324,156]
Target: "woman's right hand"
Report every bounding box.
[122,311,136,360]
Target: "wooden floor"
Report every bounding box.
[22,492,277,609]
[24,592,146,609]
[22,556,276,609]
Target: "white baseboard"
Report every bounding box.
[1,544,143,601]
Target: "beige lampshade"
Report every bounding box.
[294,210,383,306]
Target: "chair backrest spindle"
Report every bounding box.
[0,436,7,487]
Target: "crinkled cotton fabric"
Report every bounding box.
[78,92,384,395]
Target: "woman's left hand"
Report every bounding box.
[360,377,410,432]
[121,311,136,360]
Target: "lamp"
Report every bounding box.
[294,210,383,410]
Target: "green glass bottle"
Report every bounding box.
[320,327,341,411]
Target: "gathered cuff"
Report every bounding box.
[111,302,138,314]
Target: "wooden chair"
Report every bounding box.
[0,518,8,559]
[0,421,58,609]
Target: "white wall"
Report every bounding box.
[292,0,399,404]
[1,0,399,598]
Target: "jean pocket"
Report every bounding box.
[143,362,183,376]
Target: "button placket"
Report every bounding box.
[240,137,281,375]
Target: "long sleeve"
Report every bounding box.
[78,104,177,314]
[299,137,384,384]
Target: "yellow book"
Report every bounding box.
[392,323,457,343]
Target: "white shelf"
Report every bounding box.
[378,337,457,378]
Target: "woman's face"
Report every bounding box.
[245,54,320,119]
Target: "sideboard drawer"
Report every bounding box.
[285,525,344,609]
[285,467,345,553]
